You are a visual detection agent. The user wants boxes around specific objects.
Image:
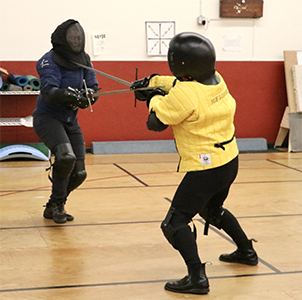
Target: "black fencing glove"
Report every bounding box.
[65,88,90,109]
[131,73,159,101]
[87,88,99,105]
[42,87,82,109]
[79,85,99,106]
[146,88,166,107]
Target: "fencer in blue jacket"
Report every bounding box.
[33,19,99,224]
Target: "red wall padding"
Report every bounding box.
[0,60,287,146]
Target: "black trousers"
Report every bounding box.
[168,156,241,266]
[33,113,86,201]
[172,156,238,218]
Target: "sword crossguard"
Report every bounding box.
[134,67,138,107]
[83,79,93,112]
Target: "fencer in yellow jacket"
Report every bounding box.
[131,32,258,295]
[147,73,238,172]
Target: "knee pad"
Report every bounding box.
[67,160,87,192]
[199,206,225,234]
[53,143,76,179]
[161,207,194,249]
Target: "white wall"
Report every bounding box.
[0,0,301,61]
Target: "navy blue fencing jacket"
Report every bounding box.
[33,50,98,123]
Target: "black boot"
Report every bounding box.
[43,200,74,223]
[164,263,209,295]
[219,239,258,266]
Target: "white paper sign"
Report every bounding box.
[92,33,107,56]
[222,35,242,52]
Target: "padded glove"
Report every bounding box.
[131,73,159,101]
[145,88,166,108]
[64,88,90,109]
[42,86,92,109]
[133,87,166,105]
[79,85,99,105]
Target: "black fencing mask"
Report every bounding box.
[51,19,90,70]
[168,32,216,83]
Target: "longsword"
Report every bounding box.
[73,61,164,106]
[73,61,133,87]
[92,85,164,98]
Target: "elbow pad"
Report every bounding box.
[147,110,168,132]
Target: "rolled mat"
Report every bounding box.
[23,84,33,91]
[0,82,10,91]
[9,83,22,91]
[7,74,29,87]
[26,75,40,91]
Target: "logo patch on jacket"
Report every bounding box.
[40,59,49,68]
[198,154,212,166]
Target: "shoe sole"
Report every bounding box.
[219,257,258,266]
[66,215,74,221]
[164,285,209,295]
[43,214,74,222]
[53,218,67,224]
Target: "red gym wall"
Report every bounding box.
[0,60,287,148]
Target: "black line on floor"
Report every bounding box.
[1,178,301,195]
[0,270,301,293]
[267,159,302,173]
[113,163,149,186]
[0,220,162,231]
[234,179,302,185]
[0,213,301,231]
[164,198,302,220]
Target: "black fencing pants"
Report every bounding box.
[33,113,86,202]
[168,156,239,266]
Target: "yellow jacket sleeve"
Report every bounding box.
[149,75,176,94]
[149,82,198,125]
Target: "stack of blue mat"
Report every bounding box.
[0,73,40,92]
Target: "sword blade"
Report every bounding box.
[73,61,132,87]
[93,89,132,97]
[92,86,164,97]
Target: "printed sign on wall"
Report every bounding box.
[146,21,175,56]
[92,33,107,56]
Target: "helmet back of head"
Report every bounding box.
[168,32,216,82]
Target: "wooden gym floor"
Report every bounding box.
[0,151,301,300]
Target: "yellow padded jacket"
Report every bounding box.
[148,73,239,172]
